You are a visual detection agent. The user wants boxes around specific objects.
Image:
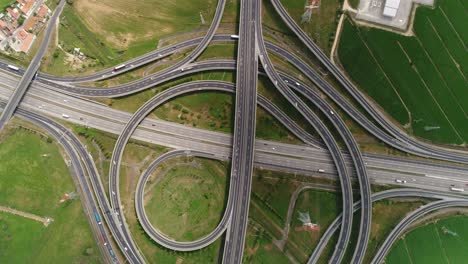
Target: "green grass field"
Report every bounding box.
[386,215,468,264]
[0,0,13,10]
[243,223,290,263]
[0,126,101,263]
[338,0,468,145]
[42,0,217,75]
[363,199,425,263]
[286,189,341,263]
[144,157,228,241]
[279,0,342,54]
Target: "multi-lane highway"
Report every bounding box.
[0,77,467,194]
[0,1,467,263]
[254,1,359,261]
[15,107,146,264]
[109,81,239,254]
[0,30,465,167]
[222,0,258,262]
[0,0,66,131]
[11,106,120,263]
[269,0,468,165]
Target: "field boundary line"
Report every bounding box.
[433,223,451,264]
[0,205,53,226]
[438,7,466,51]
[403,238,415,264]
[355,29,412,124]
[426,18,467,84]
[403,41,465,143]
[412,31,468,119]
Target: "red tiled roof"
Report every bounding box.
[17,28,28,40]
[7,8,20,20]
[37,4,49,18]
[23,16,36,31]
[20,1,34,14]
[20,32,34,52]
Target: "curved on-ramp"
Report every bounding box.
[254,2,358,262]
[308,188,468,263]
[135,150,228,251]
[108,81,240,253]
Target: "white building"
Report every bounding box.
[383,0,400,17]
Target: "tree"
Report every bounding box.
[17,16,25,26]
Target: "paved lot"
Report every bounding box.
[356,0,434,30]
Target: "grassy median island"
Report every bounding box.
[0,124,101,263]
[338,0,468,145]
[362,199,426,263]
[286,189,341,263]
[386,215,468,264]
[144,157,228,242]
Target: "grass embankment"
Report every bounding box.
[386,215,468,264]
[0,124,101,263]
[338,0,468,145]
[42,0,217,75]
[247,171,340,263]
[347,0,360,9]
[144,157,228,241]
[243,223,291,263]
[278,0,343,54]
[363,199,425,263]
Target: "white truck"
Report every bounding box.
[450,187,464,192]
[62,114,70,119]
[7,65,19,71]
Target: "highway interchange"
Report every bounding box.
[0,0,467,263]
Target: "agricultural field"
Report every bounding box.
[144,157,228,241]
[338,0,468,145]
[386,215,468,264]
[0,125,101,263]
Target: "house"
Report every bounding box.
[20,0,34,17]
[37,4,50,21]
[23,15,36,31]
[10,28,35,53]
[7,8,21,20]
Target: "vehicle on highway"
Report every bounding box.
[61,114,70,119]
[318,169,325,173]
[450,187,464,192]
[114,64,126,71]
[7,64,19,71]
[94,211,102,224]
[230,34,239,39]
[395,179,407,184]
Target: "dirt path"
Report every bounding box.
[0,205,53,226]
